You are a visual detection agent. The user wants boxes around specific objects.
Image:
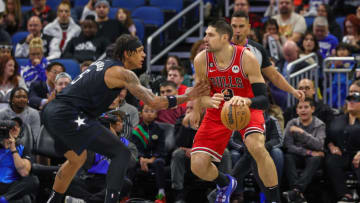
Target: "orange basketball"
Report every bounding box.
[221,102,251,130]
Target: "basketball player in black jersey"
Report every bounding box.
[42,34,209,203]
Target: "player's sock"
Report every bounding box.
[264,185,281,203]
[105,188,120,203]
[214,171,230,187]
[46,190,64,203]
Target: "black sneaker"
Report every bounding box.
[337,196,355,203]
[283,189,307,203]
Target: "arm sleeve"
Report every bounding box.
[250,83,269,110]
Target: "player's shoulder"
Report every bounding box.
[194,50,207,63]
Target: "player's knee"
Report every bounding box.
[67,151,87,168]
[190,154,209,176]
[246,141,267,160]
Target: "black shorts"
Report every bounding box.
[42,100,110,155]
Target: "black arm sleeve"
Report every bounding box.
[250,83,269,110]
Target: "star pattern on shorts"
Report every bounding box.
[74,116,86,128]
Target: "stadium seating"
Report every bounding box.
[133,19,145,42]
[305,17,315,28]
[74,0,89,7]
[149,0,183,13]
[112,0,146,11]
[131,6,164,27]
[109,7,118,20]
[11,32,29,49]
[21,6,32,13]
[50,59,80,79]
[15,58,29,68]
[46,0,62,10]
[336,16,346,34]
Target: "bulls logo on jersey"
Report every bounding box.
[222,88,234,101]
[209,62,214,68]
[232,65,239,73]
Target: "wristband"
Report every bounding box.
[11,150,18,154]
[167,96,177,109]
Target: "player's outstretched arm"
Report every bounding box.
[119,68,209,110]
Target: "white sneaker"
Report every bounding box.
[64,196,86,203]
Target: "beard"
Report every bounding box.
[280,7,290,15]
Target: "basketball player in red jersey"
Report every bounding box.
[187,19,281,203]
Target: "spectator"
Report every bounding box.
[156,80,186,125]
[0,87,41,141]
[28,62,65,110]
[43,0,81,60]
[284,78,334,126]
[264,0,278,17]
[94,0,129,43]
[54,72,71,94]
[167,66,188,96]
[298,0,324,17]
[131,104,166,203]
[232,0,263,28]
[282,98,326,203]
[299,32,322,65]
[15,16,56,59]
[0,56,27,104]
[325,80,360,203]
[278,40,309,76]
[0,119,39,203]
[342,14,360,51]
[313,16,338,59]
[327,43,354,108]
[262,19,286,62]
[19,37,49,88]
[21,0,56,30]
[62,15,110,63]
[80,60,92,73]
[116,8,136,36]
[3,0,21,35]
[80,0,97,21]
[0,41,12,58]
[108,88,139,140]
[0,12,11,43]
[272,0,307,42]
[312,4,343,41]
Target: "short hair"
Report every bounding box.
[296,97,315,107]
[9,87,28,109]
[231,10,249,21]
[55,72,72,83]
[264,18,279,31]
[108,109,126,121]
[168,65,185,77]
[0,41,12,50]
[313,16,328,28]
[208,19,233,41]
[113,34,142,62]
[46,62,66,72]
[58,0,71,10]
[336,42,353,53]
[159,80,177,89]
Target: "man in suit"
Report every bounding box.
[28,62,65,110]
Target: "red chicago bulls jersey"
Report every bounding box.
[206,45,254,105]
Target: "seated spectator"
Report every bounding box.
[116,8,136,36]
[327,43,354,108]
[15,16,56,59]
[80,0,97,21]
[277,40,310,76]
[65,113,136,203]
[80,60,92,73]
[0,56,27,105]
[131,104,166,203]
[272,0,307,42]
[28,62,65,110]
[284,78,334,126]
[264,0,278,17]
[156,81,186,125]
[282,98,326,203]
[262,19,286,62]
[43,0,81,60]
[94,0,129,43]
[62,15,110,63]
[313,16,338,59]
[0,87,41,141]
[0,119,39,202]
[325,80,360,203]
[229,112,284,203]
[299,32,322,65]
[3,0,21,35]
[20,37,49,88]
[167,66,188,96]
[298,0,324,17]
[231,0,263,29]
[21,0,56,30]
[108,88,139,139]
[342,14,360,51]
[0,12,11,43]
[54,72,71,94]
[0,42,12,58]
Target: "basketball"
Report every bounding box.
[221,102,251,130]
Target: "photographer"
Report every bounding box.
[0,118,39,202]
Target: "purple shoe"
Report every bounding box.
[215,174,238,203]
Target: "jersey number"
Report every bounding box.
[71,68,91,85]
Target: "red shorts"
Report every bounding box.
[191,108,265,162]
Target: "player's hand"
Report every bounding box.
[188,80,209,99]
[202,93,223,109]
[228,96,251,106]
[293,89,305,101]
[353,152,360,168]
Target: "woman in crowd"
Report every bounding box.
[20,38,48,88]
[3,0,22,35]
[262,19,285,63]
[299,32,322,65]
[325,80,360,203]
[342,14,360,51]
[0,87,41,141]
[116,8,136,36]
[0,56,27,104]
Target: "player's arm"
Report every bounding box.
[241,50,269,110]
[262,66,304,101]
[112,68,208,110]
